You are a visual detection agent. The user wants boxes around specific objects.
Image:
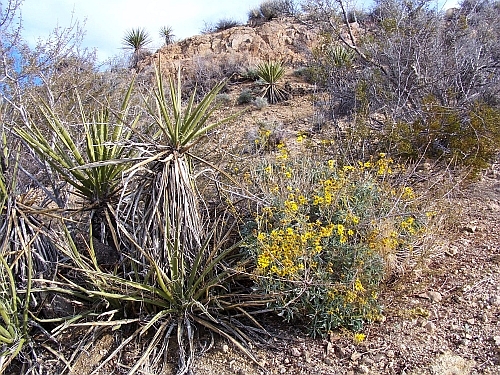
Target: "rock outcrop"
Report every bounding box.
[138,17,318,76]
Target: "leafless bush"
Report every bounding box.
[303,0,500,169]
[186,53,253,97]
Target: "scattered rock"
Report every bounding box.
[334,344,348,358]
[419,291,443,303]
[427,352,476,375]
[463,224,478,233]
[493,336,500,346]
[351,351,362,361]
[324,357,334,365]
[325,341,333,356]
[357,364,370,374]
[489,295,500,306]
[362,357,374,366]
[71,334,114,375]
[424,321,436,334]
[445,245,459,257]
[416,317,427,327]
[291,347,302,357]
[329,332,342,342]
[222,344,229,353]
[487,201,500,211]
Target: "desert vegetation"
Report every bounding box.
[0,0,499,374]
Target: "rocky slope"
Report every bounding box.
[138,17,318,75]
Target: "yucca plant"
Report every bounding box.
[16,82,138,252]
[0,127,53,373]
[329,45,355,68]
[0,255,28,373]
[0,147,25,374]
[41,213,270,375]
[122,28,152,68]
[103,66,268,373]
[119,65,235,263]
[122,27,152,52]
[256,60,289,104]
[159,25,175,45]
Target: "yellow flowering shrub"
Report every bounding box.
[246,147,426,336]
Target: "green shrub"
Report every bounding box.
[215,18,242,32]
[202,18,242,34]
[386,99,500,178]
[240,67,260,81]
[190,54,249,97]
[246,147,428,336]
[293,66,319,84]
[251,0,298,22]
[238,89,255,104]
[252,96,268,109]
[216,93,232,105]
[249,121,285,152]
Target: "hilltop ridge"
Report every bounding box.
[138,16,318,75]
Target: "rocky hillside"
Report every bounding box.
[138,17,318,75]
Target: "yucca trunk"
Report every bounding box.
[142,152,202,267]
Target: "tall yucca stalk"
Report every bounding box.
[121,65,234,264]
[159,25,175,45]
[122,28,152,68]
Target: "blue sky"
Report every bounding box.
[20,0,267,63]
[20,0,460,64]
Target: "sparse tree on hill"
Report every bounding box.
[122,27,152,68]
[159,25,175,45]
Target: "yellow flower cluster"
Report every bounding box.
[250,145,425,334]
[353,333,366,344]
[400,216,417,234]
[276,143,288,161]
[375,153,393,175]
[254,128,272,146]
[255,218,354,277]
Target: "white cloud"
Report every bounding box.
[20,0,264,62]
